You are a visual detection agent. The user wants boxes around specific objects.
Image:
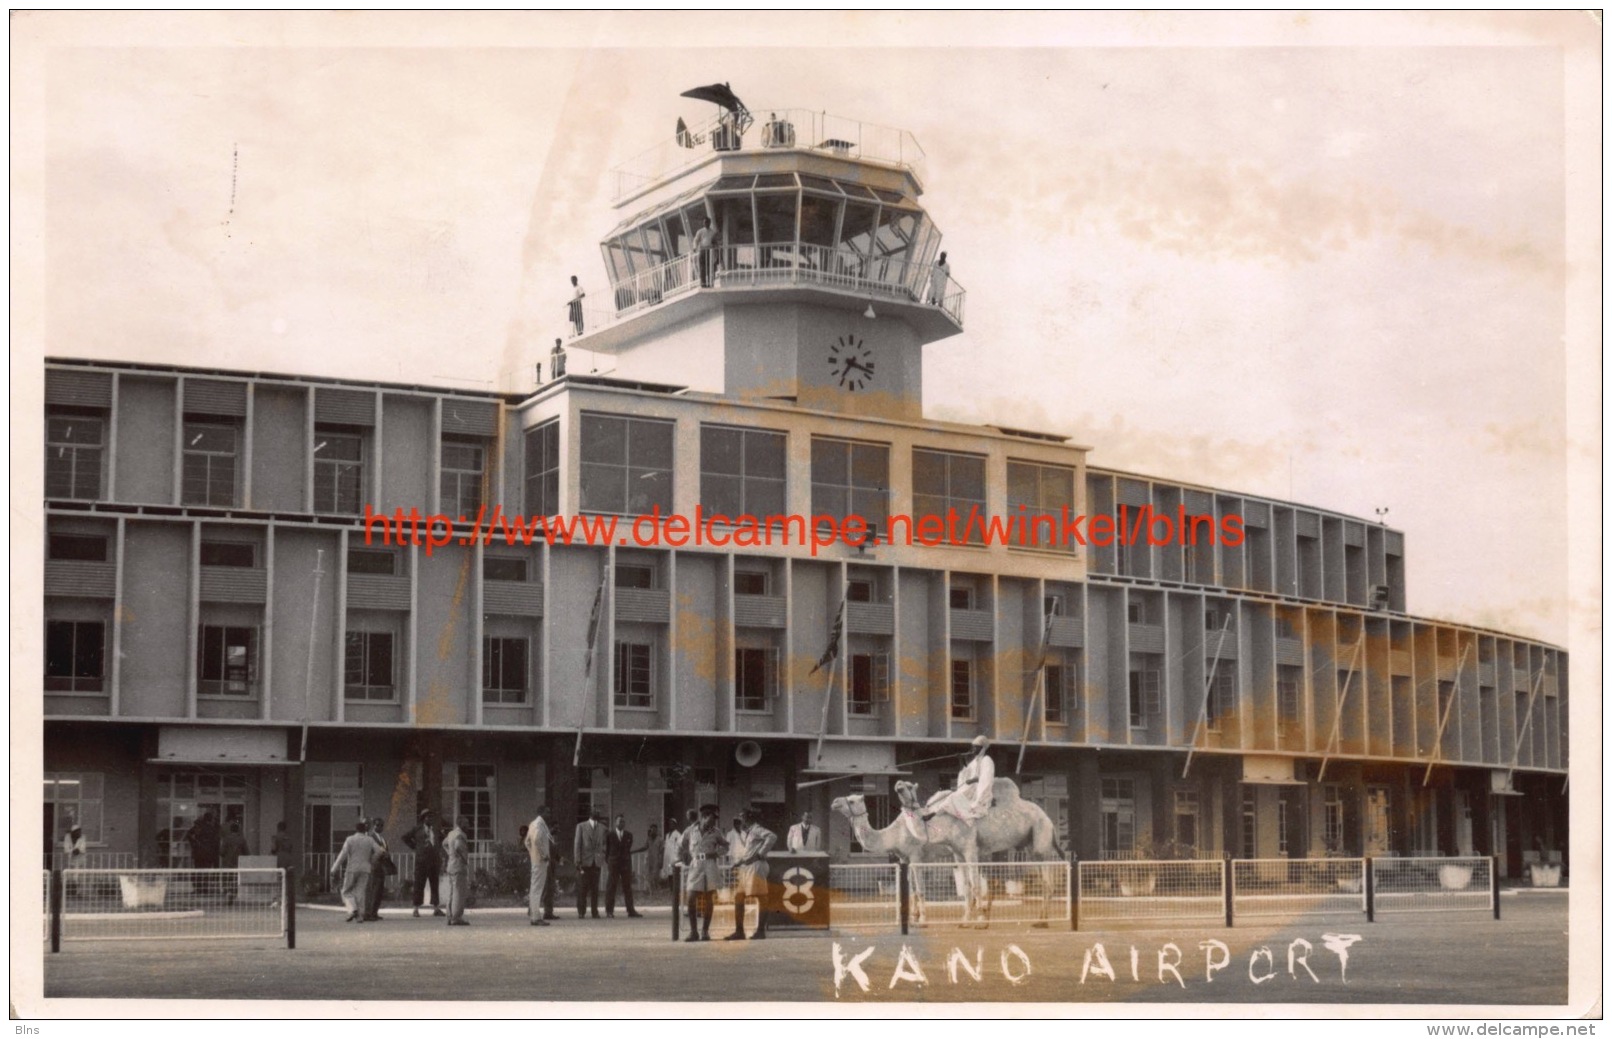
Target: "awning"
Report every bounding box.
[147,758,298,767]
[1242,755,1306,785]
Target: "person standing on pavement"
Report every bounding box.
[441,817,470,926]
[683,806,725,942]
[573,808,607,919]
[725,810,778,941]
[660,817,683,893]
[330,819,378,923]
[363,816,392,921]
[524,806,552,927]
[219,821,250,904]
[604,814,644,918]
[402,809,444,918]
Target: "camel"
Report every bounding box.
[894,778,1065,928]
[828,793,938,924]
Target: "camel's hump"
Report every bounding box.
[991,778,1022,804]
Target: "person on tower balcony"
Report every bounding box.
[692,216,717,288]
[551,338,567,380]
[567,275,586,337]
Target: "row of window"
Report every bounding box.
[47,408,1077,554]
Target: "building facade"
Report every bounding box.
[42,107,1568,879]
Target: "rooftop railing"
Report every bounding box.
[609,109,926,203]
[571,242,964,341]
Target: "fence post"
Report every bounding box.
[1069,854,1079,932]
[1491,853,1501,920]
[285,867,297,950]
[898,861,910,936]
[49,869,62,954]
[1223,855,1234,929]
[1365,856,1375,923]
[671,865,681,941]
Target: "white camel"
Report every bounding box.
[828,793,937,924]
[894,778,1066,928]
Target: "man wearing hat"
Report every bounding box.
[401,808,445,917]
[931,735,997,822]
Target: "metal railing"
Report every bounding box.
[579,241,965,339]
[610,108,927,202]
[1371,855,1494,915]
[45,851,138,871]
[827,862,902,933]
[1231,857,1367,918]
[1077,859,1228,925]
[53,868,290,946]
[908,860,1070,929]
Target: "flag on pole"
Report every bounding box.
[810,599,846,676]
[576,566,609,766]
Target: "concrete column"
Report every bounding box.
[1072,754,1100,860]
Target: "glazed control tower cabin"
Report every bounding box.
[43,101,1567,884]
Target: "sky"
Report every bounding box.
[16,12,1598,652]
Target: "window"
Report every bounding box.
[200,541,256,568]
[344,631,395,701]
[440,437,487,518]
[443,763,496,846]
[912,448,986,544]
[811,438,889,532]
[1007,460,1076,551]
[949,585,975,610]
[1241,790,1258,858]
[576,766,611,825]
[1044,656,1076,724]
[1436,680,1455,729]
[524,420,560,518]
[1174,789,1200,851]
[482,637,529,704]
[47,534,107,561]
[701,425,786,519]
[1277,665,1302,732]
[313,429,365,514]
[580,413,672,516]
[734,571,769,596]
[45,773,104,847]
[1044,594,1065,617]
[1322,784,1344,852]
[615,564,656,590]
[1100,777,1136,858]
[483,556,529,582]
[735,646,778,712]
[46,413,104,500]
[846,578,874,604]
[1205,603,1234,631]
[347,549,397,576]
[849,652,890,716]
[1128,657,1160,728]
[45,620,105,692]
[303,763,363,855]
[198,625,258,696]
[950,657,974,719]
[182,421,240,506]
[1207,660,1236,732]
[614,641,654,708]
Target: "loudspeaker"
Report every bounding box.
[735,741,763,768]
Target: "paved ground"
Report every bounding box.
[43,893,1568,1006]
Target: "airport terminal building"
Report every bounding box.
[42,107,1568,881]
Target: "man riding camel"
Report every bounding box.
[927,735,996,822]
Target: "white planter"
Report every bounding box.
[1118,872,1157,897]
[118,875,168,908]
[1438,865,1474,890]
[1529,863,1561,888]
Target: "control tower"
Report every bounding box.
[570,91,964,422]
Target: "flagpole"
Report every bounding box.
[575,558,610,767]
[813,664,835,765]
[1017,612,1056,774]
[812,599,846,765]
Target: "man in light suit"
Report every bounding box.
[330,819,379,923]
[442,817,471,926]
[787,810,823,852]
[573,807,607,919]
[523,806,552,927]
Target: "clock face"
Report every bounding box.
[827,335,876,392]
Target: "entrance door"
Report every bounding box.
[1455,790,1473,856]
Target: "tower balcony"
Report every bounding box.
[571,242,965,356]
[609,108,927,205]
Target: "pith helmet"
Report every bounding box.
[971,735,991,748]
